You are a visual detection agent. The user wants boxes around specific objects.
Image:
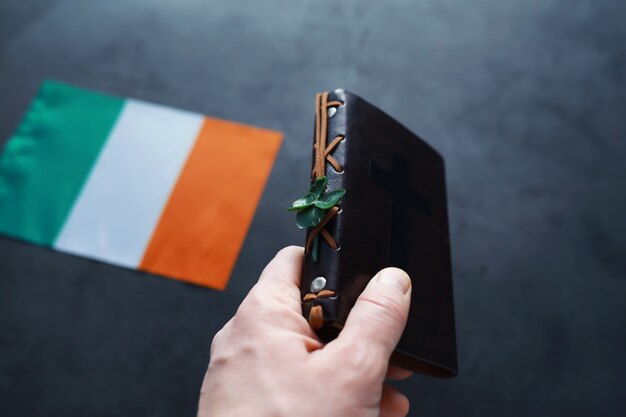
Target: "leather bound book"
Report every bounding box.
[298,89,457,377]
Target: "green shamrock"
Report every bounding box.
[287,176,345,229]
[287,176,345,262]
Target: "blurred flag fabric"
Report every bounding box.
[0,80,282,290]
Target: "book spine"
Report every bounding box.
[300,89,348,339]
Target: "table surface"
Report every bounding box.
[1,1,625,416]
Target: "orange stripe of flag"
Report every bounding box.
[139,117,282,289]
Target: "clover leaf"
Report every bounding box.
[287,176,345,229]
[286,192,317,212]
[314,189,346,210]
[308,175,327,198]
[295,206,326,229]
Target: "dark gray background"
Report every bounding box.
[1,0,625,416]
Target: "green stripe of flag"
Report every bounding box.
[0,80,125,245]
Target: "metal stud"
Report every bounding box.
[327,107,337,118]
[310,276,327,293]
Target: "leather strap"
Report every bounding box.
[303,91,345,330]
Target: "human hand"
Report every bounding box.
[197,246,413,417]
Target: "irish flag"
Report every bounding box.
[0,80,282,290]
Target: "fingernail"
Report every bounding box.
[377,268,411,294]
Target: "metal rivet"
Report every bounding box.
[310,276,326,293]
[327,107,337,118]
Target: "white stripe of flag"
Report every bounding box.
[54,99,203,268]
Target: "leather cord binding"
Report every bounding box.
[313,93,344,177]
[303,290,336,330]
[308,92,344,253]
[305,206,340,253]
[303,91,345,330]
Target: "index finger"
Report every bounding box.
[257,245,304,289]
[243,245,304,314]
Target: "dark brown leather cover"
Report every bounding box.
[300,89,457,377]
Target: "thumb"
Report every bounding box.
[331,268,411,366]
